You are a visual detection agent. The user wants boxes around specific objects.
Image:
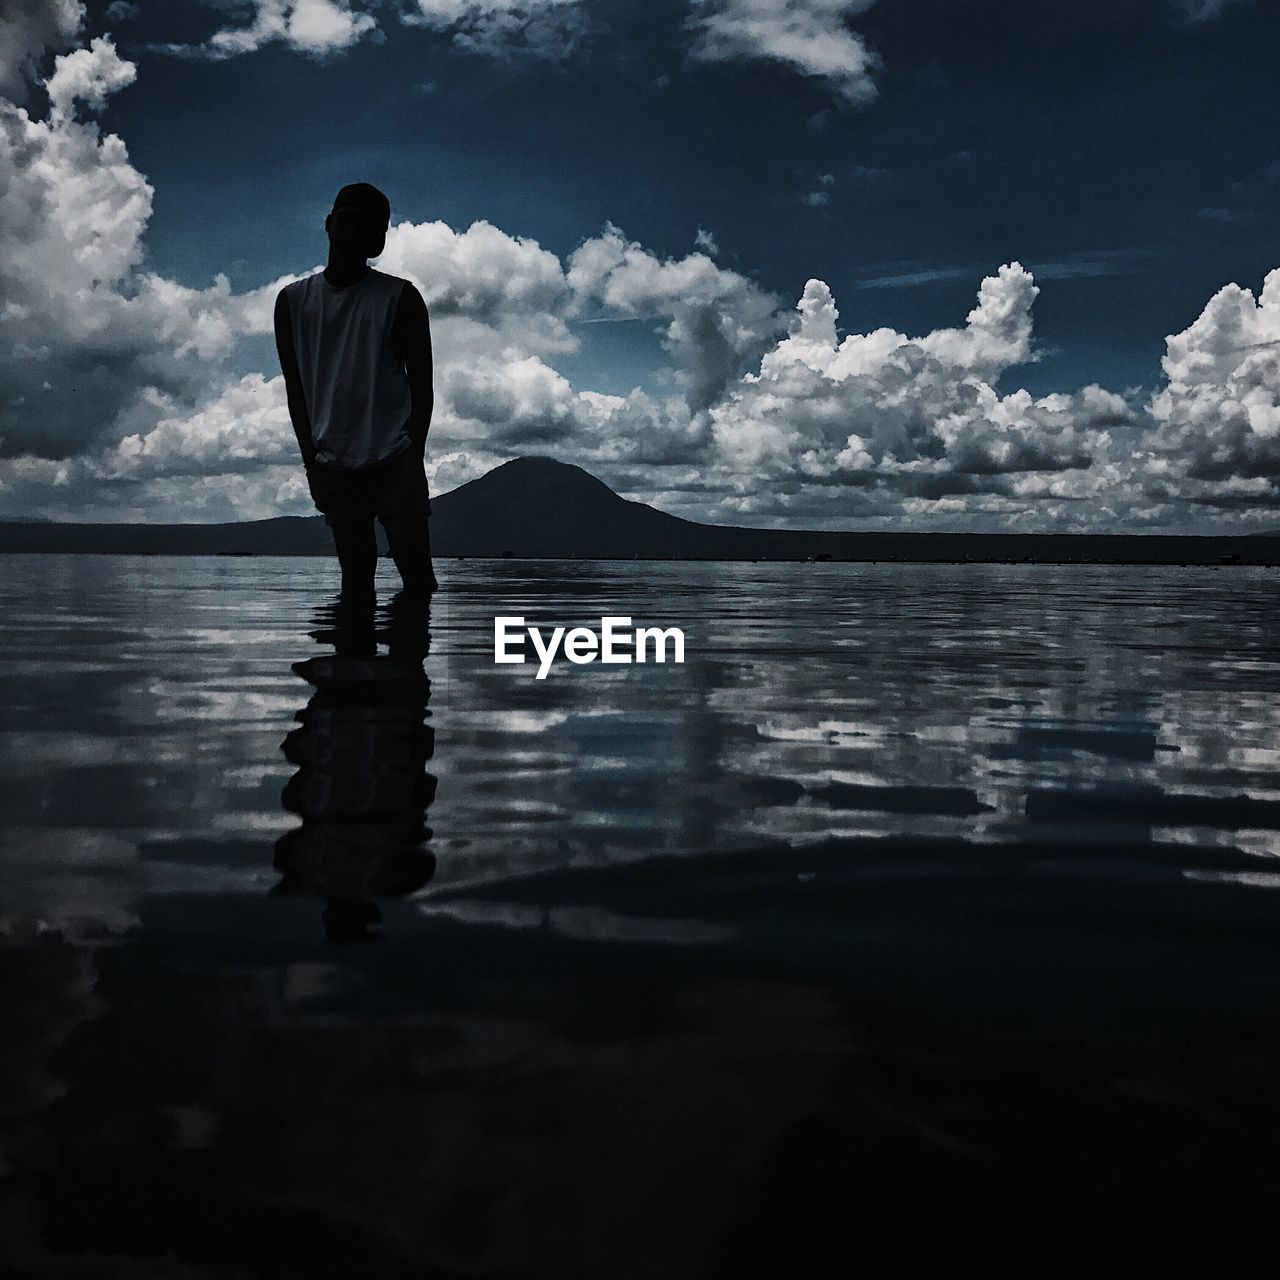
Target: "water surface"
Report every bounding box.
[2,554,1279,1275]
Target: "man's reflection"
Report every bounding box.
[274,590,437,942]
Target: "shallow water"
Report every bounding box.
[2,554,1280,1274]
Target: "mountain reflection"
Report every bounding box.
[274,592,437,941]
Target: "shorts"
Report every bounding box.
[306,442,432,528]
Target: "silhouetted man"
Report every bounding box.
[274,182,437,599]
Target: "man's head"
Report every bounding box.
[325,182,390,261]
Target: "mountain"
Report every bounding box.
[2,455,1279,565]
[430,456,736,558]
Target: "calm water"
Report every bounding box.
[2,553,1280,1275]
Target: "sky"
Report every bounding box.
[1,0,1279,531]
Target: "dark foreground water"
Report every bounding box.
[2,553,1280,1276]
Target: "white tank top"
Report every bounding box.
[285,268,413,469]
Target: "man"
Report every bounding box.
[274,182,437,600]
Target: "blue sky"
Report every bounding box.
[3,0,1279,530]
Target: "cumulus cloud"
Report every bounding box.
[6,27,1280,531]
[375,219,637,454]
[0,35,288,464]
[44,33,135,116]
[406,0,592,59]
[52,246,1278,531]
[567,223,781,410]
[0,82,765,513]
[1146,271,1280,509]
[0,34,767,519]
[685,0,880,103]
[0,0,82,99]
[159,0,378,60]
[375,219,772,459]
[101,372,295,478]
[379,218,574,353]
[917,262,1039,377]
[700,268,1138,528]
[446,357,577,443]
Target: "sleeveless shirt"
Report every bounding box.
[285,268,414,470]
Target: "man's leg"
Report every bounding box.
[377,447,438,595]
[329,518,378,600]
[309,462,378,600]
[381,511,438,595]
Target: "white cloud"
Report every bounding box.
[155,0,885,83]
[0,85,732,514]
[0,45,745,517]
[161,0,378,60]
[369,219,763,459]
[1146,271,1280,508]
[446,356,577,442]
[0,36,287,461]
[917,261,1039,377]
[101,372,295,478]
[379,218,574,354]
[567,223,781,410]
[406,0,591,59]
[700,268,1137,528]
[0,0,82,99]
[686,0,880,103]
[5,28,1280,531]
[44,33,135,116]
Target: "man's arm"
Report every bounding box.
[390,281,434,452]
[273,288,317,469]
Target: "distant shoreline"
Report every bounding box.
[2,547,1277,568]
[4,458,1279,566]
